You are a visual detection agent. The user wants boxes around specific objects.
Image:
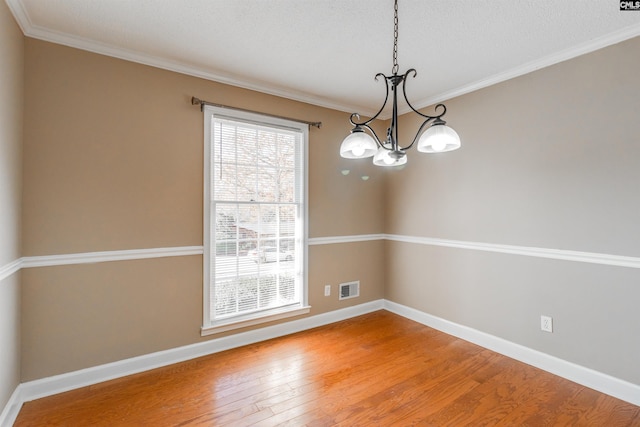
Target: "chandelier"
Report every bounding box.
[340,0,461,167]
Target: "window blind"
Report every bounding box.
[208,115,304,322]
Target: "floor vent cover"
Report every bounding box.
[339,281,360,300]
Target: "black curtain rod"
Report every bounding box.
[191,97,322,129]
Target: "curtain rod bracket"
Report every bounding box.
[191,96,205,112]
[191,96,321,128]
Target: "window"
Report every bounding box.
[202,106,309,335]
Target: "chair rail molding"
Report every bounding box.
[385,234,640,269]
[4,234,640,279]
[0,258,21,282]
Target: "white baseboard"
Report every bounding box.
[383,300,640,407]
[4,298,639,426]
[0,385,24,427]
[17,300,385,405]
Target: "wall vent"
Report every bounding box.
[339,281,360,300]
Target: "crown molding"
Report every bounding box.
[4,0,31,34]
[5,0,370,117]
[10,0,640,120]
[401,22,640,116]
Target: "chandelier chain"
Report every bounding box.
[392,0,399,74]
[341,0,461,166]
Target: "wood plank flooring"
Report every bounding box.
[14,311,640,426]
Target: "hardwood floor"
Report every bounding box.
[14,311,640,426]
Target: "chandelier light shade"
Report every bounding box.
[373,144,408,167]
[340,0,461,167]
[339,128,378,159]
[417,121,461,153]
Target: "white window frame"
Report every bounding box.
[201,105,309,336]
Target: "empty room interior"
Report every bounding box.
[1,0,640,425]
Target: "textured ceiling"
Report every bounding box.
[7,0,640,117]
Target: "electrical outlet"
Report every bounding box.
[541,315,553,333]
[324,285,331,296]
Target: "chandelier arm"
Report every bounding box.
[349,73,391,127]
[360,123,386,148]
[341,0,460,165]
[401,69,447,120]
[403,116,438,151]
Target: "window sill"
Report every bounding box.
[201,305,311,336]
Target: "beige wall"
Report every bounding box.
[0,1,22,265]
[22,39,385,256]
[386,36,640,384]
[11,14,640,392]
[0,0,23,412]
[21,39,385,380]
